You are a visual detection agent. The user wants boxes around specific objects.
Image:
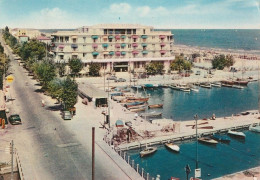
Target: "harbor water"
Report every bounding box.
[135,81,259,121]
[127,130,260,180]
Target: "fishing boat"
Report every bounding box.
[232,85,244,89]
[211,82,222,87]
[124,101,145,108]
[227,130,246,138]
[126,97,149,103]
[140,112,162,118]
[140,146,157,157]
[127,104,146,110]
[212,134,231,143]
[169,84,181,90]
[130,107,145,112]
[233,79,249,86]
[198,137,218,144]
[148,104,163,109]
[165,143,180,152]
[221,80,234,85]
[180,87,191,92]
[200,83,211,88]
[190,87,199,92]
[222,83,233,88]
[249,124,260,133]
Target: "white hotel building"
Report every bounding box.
[51,24,175,73]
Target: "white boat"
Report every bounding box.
[232,85,244,89]
[198,137,218,144]
[191,87,199,92]
[140,112,162,118]
[130,107,145,112]
[200,83,211,88]
[228,130,246,138]
[249,124,260,133]
[140,146,157,157]
[180,88,190,92]
[165,143,180,152]
[212,82,221,87]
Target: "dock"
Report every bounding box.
[116,112,260,151]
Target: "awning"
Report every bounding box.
[142,50,148,54]
[92,52,99,56]
[58,44,65,48]
[121,35,126,39]
[121,51,126,55]
[115,51,121,56]
[141,35,148,39]
[72,52,78,55]
[92,35,99,39]
[115,44,120,48]
[108,35,114,39]
[132,35,138,39]
[109,51,114,55]
[103,36,108,39]
[71,44,78,48]
[132,43,138,47]
[92,44,98,48]
[132,50,139,54]
[115,35,121,40]
[71,35,78,38]
[160,50,166,54]
[159,35,166,39]
[160,42,166,47]
[141,43,147,47]
[121,43,126,47]
[103,51,109,55]
[102,43,108,47]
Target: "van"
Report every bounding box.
[62,111,72,120]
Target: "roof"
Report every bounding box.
[37,36,51,40]
[78,82,108,99]
[18,35,29,37]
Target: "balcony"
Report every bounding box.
[115,35,121,40]
[160,42,166,47]
[115,51,121,56]
[121,43,126,48]
[102,43,108,48]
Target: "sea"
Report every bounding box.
[128,82,260,180]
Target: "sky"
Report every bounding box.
[0,0,260,29]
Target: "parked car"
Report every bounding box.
[8,114,22,125]
[107,75,117,80]
[195,71,201,75]
[62,111,72,120]
[115,78,126,82]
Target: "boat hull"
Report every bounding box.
[165,143,180,152]
[198,137,218,144]
[227,130,246,138]
[140,147,157,157]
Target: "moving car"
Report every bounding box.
[8,114,22,125]
[115,78,126,82]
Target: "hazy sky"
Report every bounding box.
[1,0,260,29]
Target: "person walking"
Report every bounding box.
[41,99,45,107]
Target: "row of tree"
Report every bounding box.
[212,54,234,70]
[0,42,9,90]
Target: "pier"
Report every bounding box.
[116,112,260,151]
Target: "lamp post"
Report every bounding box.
[194,114,199,169]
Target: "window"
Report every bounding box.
[83,37,86,43]
[128,44,131,48]
[60,55,64,60]
[133,29,136,34]
[143,29,146,34]
[83,53,86,57]
[60,37,64,42]
[65,37,69,42]
[133,39,136,42]
[127,29,131,34]
[104,29,107,34]
[108,29,113,34]
[109,38,112,42]
[73,38,77,43]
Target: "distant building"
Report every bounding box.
[10,28,42,39]
[51,24,175,73]
[37,36,51,44]
[18,35,29,43]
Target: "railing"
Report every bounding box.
[104,136,159,180]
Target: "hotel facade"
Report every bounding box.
[51,24,175,73]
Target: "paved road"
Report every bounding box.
[0,32,133,180]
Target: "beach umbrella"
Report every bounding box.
[115,119,124,127]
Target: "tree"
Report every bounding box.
[19,40,46,62]
[192,53,200,59]
[34,60,56,88]
[68,58,83,77]
[47,78,63,100]
[60,77,78,110]
[0,44,4,54]
[212,54,234,70]
[5,26,9,33]
[88,63,101,76]
[170,55,192,73]
[145,62,164,75]
[56,61,66,77]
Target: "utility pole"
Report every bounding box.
[11,140,14,180]
[92,127,95,180]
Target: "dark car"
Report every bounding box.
[8,114,22,125]
[107,76,117,80]
[115,78,126,82]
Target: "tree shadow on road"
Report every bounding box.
[46,104,63,111]
[34,89,44,93]
[34,83,41,86]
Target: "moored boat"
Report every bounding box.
[165,143,180,152]
[148,104,163,109]
[212,134,231,143]
[198,137,218,144]
[126,97,149,102]
[127,104,146,110]
[180,87,191,92]
[140,146,157,157]
[140,112,162,118]
[200,83,211,88]
[222,83,233,88]
[232,85,244,89]
[124,101,145,108]
[191,87,199,92]
[130,107,145,112]
[211,82,222,87]
[227,130,246,138]
[249,124,260,133]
